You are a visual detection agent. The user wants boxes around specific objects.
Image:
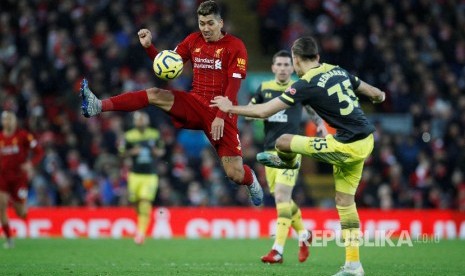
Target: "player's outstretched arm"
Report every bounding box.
[211,96,288,119]
[244,103,264,121]
[138,29,158,60]
[356,81,386,104]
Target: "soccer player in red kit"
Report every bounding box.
[0,111,44,248]
[80,0,263,205]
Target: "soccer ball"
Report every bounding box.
[153,50,183,80]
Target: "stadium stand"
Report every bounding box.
[0,0,464,210]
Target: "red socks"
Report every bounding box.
[102,90,149,112]
[2,223,11,238]
[241,165,254,186]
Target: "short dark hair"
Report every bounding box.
[272,50,292,64]
[197,0,221,18]
[291,36,319,61]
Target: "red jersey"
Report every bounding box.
[175,32,248,103]
[0,129,43,174]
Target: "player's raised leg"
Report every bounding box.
[256,135,300,169]
[80,78,174,117]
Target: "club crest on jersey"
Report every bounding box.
[286,87,296,95]
[215,48,224,57]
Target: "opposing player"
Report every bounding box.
[211,36,385,275]
[250,50,322,264]
[0,111,44,249]
[119,111,165,245]
[80,0,263,206]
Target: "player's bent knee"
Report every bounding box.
[147,88,174,105]
[275,134,293,151]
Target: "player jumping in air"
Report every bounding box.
[0,111,44,249]
[211,36,385,276]
[80,0,263,206]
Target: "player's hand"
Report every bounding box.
[210,96,232,112]
[372,92,386,104]
[211,117,225,141]
[138,29,153,48]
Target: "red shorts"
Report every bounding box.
[0,173,28,203]
[169,91,242,157]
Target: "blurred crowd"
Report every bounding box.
[254,0,465,210]
[0,0,464,210]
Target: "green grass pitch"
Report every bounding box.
[0,238,464,275]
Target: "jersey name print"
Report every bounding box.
[279,63,375,143]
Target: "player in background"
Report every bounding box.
[80,0,263,206]
[250,50,325,264]
[211,36,385,276]
[0,111,44,249]
[119,111,165,245]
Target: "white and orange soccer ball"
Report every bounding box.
[153,50,183,80]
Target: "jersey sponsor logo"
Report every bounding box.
[0,145,20,155]
[232,73,242,78]
[136,146,153,164]
[193,57,222,70]
[215,59,222,69]
[285,87,296,95]
[236,58,246,71]
[267,110,288,123]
